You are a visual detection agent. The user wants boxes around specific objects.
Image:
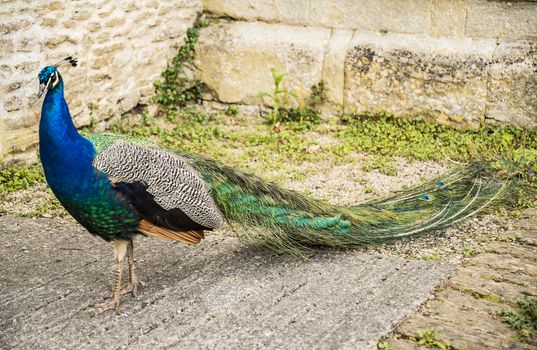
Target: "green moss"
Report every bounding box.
[0,165,67,218]
[338,113,537,208]
[482,293,505,303]
[19,193,67,218]
[456,286,507,304]
[498,297,537,339]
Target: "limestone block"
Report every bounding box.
[0,38,14,56]
[466,1,537,39]
[322,29,353,105]
[118,88,142,112]
[485,40,537,127]
[71,10,91,21]
[195,21,331,104]
[3,95,23,113]
[204,0,433,34]
[310,0,432,34]
[344,32,496,126]
[429,0,467,37]
[203,0,277,21]
[4,127,38,154]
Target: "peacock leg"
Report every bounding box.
[93,240,128,315]
[120,240,146,297]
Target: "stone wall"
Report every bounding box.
[0,0,201,161]
[198,0,537,127]
[2,1,535,162]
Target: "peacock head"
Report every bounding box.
[37,57,78,98]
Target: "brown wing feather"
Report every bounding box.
[137,219,204,245]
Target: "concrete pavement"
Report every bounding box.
[0,216,453,349]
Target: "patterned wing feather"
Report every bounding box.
[93,141,224,230]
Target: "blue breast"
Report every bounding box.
[39,80,139,240]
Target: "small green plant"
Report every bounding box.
[422,252,443,262]
[364,185,375,194]
[462,247,487,257]
[498,297,537,339]
[257,68,298,126]
[497,235,522,243]
[225,104,239,117]
[81,111,98,133]
[282,81,326,125]
[377,341,394,350]
[0,164,45,195]
[153,20,207,112]
[416,329,451,349]
[361,156,397,176]
[308,81,327,111]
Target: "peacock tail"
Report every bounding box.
[87,133,511,256]
[177,151,511,256]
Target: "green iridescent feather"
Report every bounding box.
[86,133,154,154]
[181,152,510,255]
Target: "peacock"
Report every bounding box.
[37,58,510,315]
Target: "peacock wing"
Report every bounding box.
[92,140,225,236]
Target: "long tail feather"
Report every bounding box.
[180,152,513,256]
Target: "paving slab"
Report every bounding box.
[383,210,537,350]
[0,215,454,350]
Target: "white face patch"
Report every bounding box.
[51,71,59,88]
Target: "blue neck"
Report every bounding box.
[39,78,96,195]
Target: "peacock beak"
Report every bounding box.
[37,84,48,98]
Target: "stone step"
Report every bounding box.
[195,20,536,127]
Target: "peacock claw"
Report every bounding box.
[120,278,146,298]
[93,295,121,316]
[93,240,144,315]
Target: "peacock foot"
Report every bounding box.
[120,277,146,298]
[93,294,121,316]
